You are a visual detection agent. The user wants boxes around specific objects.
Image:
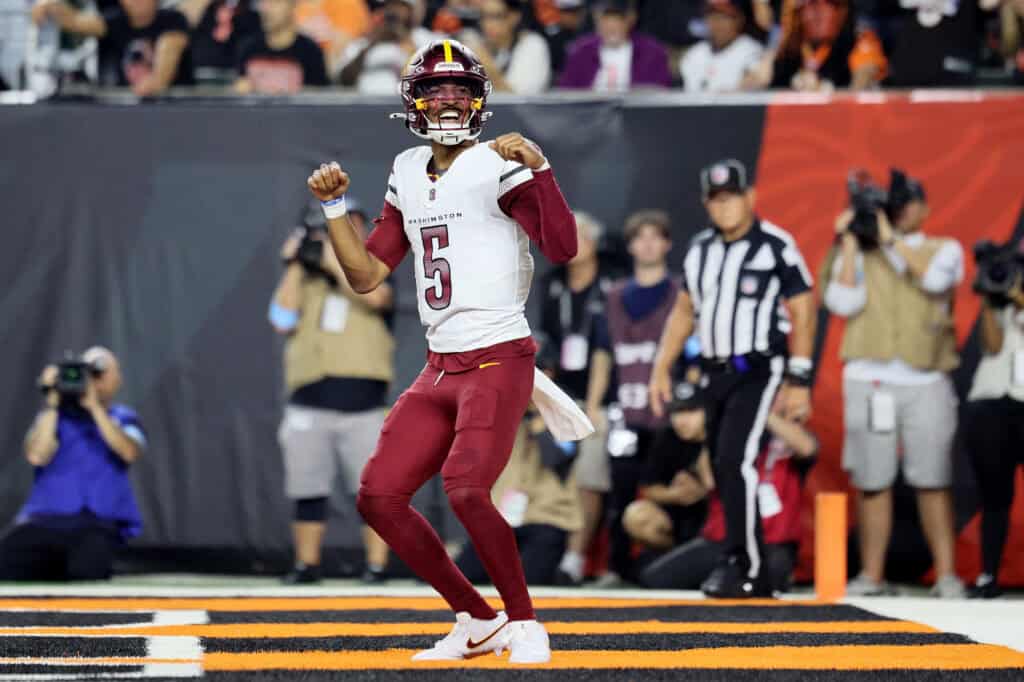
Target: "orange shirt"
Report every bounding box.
[294,0,370,53]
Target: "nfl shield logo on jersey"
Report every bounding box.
[740,275,759,295]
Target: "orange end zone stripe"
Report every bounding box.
[202,645,1024,671]
[0,597,826,611]
[0,620,938,638]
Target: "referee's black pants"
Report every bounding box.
[703,356,784,579]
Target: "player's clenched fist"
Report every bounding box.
[488,133,547,170]
[307,162,350,202]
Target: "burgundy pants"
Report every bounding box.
[358,352,535,620]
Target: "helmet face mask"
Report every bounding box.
[392,40,493,146]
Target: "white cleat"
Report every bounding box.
[507,619,551,664]
[411,611,511,661]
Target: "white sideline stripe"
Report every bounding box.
[0,669,201,680]
[147,636,202,661]
[849,597,1024,653]
[151,611,209,626]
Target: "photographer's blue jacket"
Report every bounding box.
[18,404,144,540]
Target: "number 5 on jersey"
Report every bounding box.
[421,225,452,310]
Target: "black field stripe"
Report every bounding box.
[0,611,155,627]
[208,604,892,624]
[195,670,1024,682]
[0,635,147,658]
[200,631,970,654]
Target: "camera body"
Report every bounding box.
[846,170,888,248]
[973,239,1024,302]
[296,225,326,273]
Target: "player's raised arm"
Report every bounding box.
[492,134,577,264]
[307,162,399,294]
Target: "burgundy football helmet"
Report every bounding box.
[390,39,493,146]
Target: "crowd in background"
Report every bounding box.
[3,0,1024,95]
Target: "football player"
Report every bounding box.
[306,39,583,664]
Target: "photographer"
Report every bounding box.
[822,169,965,598]
[455,411,584,586]
[964,241,1024,598]
[269,200,394,584]
[0,347,144,581]
[337,0,436,92]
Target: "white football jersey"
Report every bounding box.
[387,143,536,353]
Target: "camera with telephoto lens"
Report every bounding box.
[845,169,888,249]
[973,239,1024,304]
[296,225,326,273]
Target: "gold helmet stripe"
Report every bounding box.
[443,40,453,63]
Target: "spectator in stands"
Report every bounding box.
[622,383,711,570]
[822,169,965,598]
[455,412,584,585]
[236,0,328,93]
[178,0,262,84]
[557,0,671,91]
[538,211,622,586]
[881,0,995,87]
[294,0,370,75]
[998,0,1024,84]
[31,0,193,94]
[338,0,435,92]
[269,202,393,584]
[543,0,589,77]
[586,210,677,585]
[634,385,817,592]
[770,0,886,91]
[0,348,144,581]
[964,242,1024,598]
[680,0,765,92]
[461,0,551,93]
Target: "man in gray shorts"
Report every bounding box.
[823,169,964,598]
[269,201,394,584]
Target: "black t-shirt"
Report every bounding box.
[882,0,981,86]
[236,33,328,93]
[191,0,262,82]
[641,426,708,545]
[100,8,195,87]
[290,377,389,413]
[538,270,616,403]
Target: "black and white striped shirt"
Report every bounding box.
[682,219,812,360]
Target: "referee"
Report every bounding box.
[649,159,816,597]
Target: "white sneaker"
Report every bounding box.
[507,619,551,664]
[930,574,966,599]
[411,611,510,661]
[846,572,897,596]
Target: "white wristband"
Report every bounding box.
[321,196,347,219]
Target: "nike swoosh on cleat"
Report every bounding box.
[466,623,507,650]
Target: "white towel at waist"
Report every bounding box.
[531,367,595,441]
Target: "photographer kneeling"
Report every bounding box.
[0,347,145,581]
[964,239,1024,598]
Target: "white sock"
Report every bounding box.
[559,551,584,581]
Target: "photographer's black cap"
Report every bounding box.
[701,159,749,199]
[667,381,704,413]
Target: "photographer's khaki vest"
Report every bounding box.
[284,276,395,394]
[822,238,959,372]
